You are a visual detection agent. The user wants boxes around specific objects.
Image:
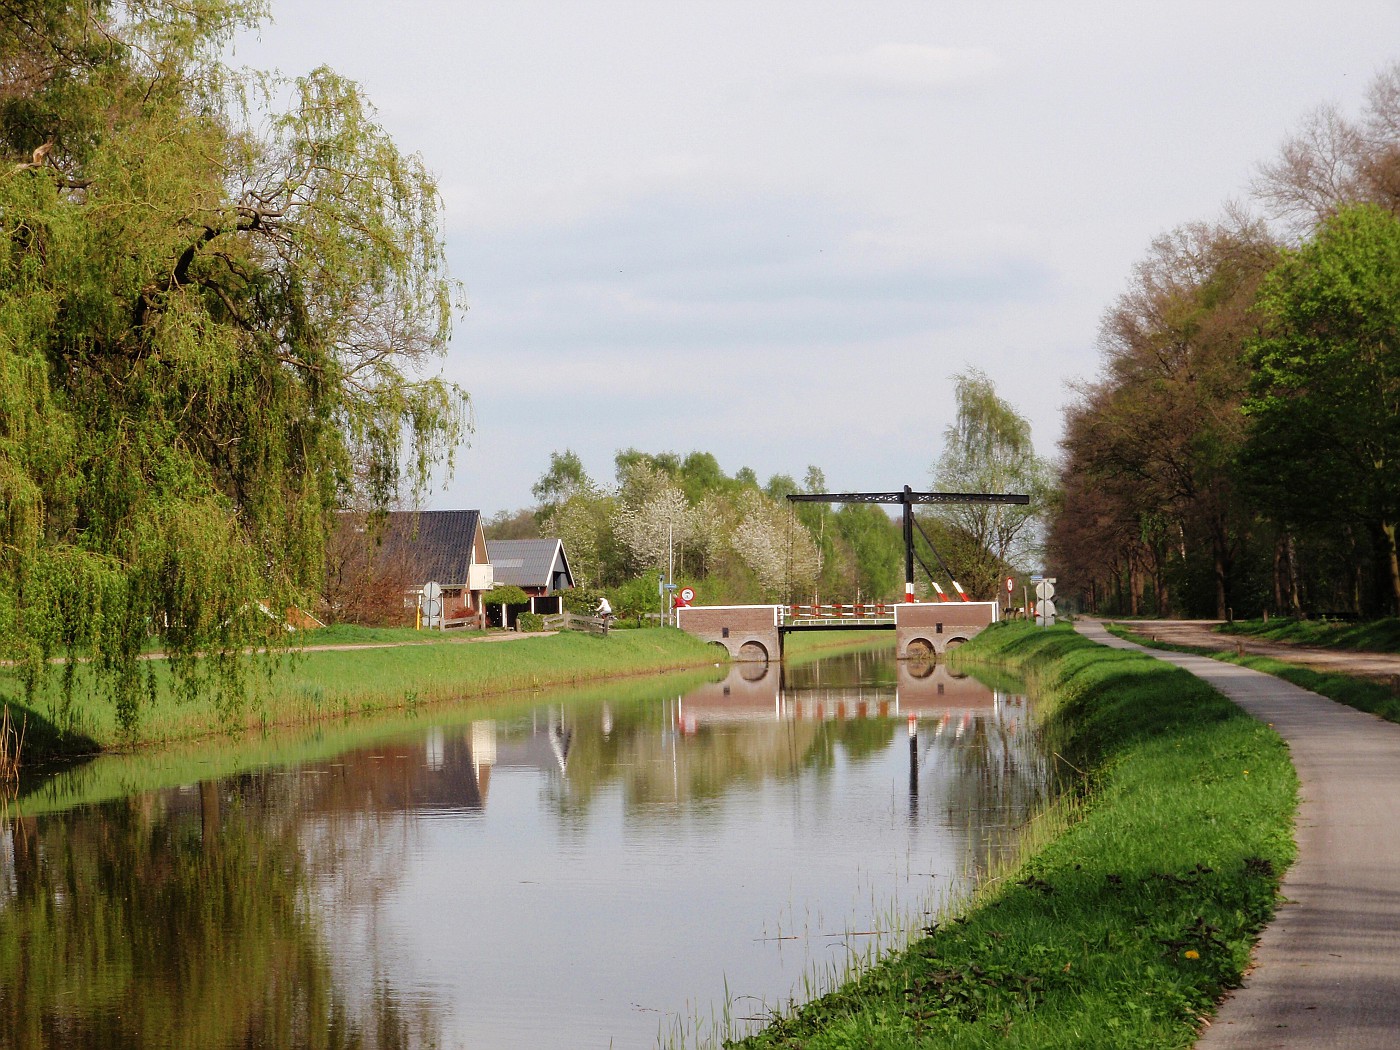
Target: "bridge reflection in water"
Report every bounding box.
[4,648,1044,1050]
[375,659,1024,831]
[666,658,1034,828]
[672,660,1005,733]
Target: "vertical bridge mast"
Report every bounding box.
[787,485,1031,602]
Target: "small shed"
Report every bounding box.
[486,539,574,596]
[484,538,575,623]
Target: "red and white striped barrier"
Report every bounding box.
[786,602,895,620]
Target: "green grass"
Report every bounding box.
[783,629,894,664]
[293,623,490,646]
[1216,616,1400,653]
[0,621,906,770]
[8,663,725,819]
[1109,624,1400,725]
[0,627,723,760]
[726,621,1296,1050]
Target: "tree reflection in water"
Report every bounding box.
[908,663,1053,878]
[0,774,442,1050]
[0,649,1050,1049]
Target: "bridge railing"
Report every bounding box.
[784,602,896,622]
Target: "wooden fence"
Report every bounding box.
[541,611,611,635]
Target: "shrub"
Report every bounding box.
[516,612,545,633]
[563,587,600,615]
[612,574,667,618]
[488,585,531,607]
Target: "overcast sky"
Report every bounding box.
[234,2,1400,516]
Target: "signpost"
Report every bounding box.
[1034,578,1056,627]
[422,581,442,630]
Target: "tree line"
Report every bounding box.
[1050,64,1400,619]
[482,369,1050,619]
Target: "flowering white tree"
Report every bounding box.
[730,492,822,599]
[541,484,614,589]
[611,463,696,574]
[688,494,733,577]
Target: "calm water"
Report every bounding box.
[1,649,1050,1049]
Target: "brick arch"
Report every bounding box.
[675,605,783,662]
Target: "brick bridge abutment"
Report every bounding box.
[675,605,782,661]
[676,602,1001,662]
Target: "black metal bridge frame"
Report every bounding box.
[787,485,1030,602]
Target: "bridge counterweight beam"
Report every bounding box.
[788,486,1030,603]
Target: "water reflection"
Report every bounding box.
[675,659,1001,726]
[1,778,438,1049]
[2,649,1049,1049]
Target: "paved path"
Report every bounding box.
[1075,619,1400,1048]
[291,630,557,653]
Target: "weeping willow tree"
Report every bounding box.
[0,1,468,729]
[931,369,1051,597]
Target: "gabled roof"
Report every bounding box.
[486,538,573,590]
[379,510,483,587]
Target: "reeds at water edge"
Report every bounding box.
[0,704,25,787]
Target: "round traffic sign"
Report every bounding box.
[1006,576,1014,593]
[1035,580,1056,601]
[679,587,695,603]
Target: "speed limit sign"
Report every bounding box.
[1006,577,1014,594]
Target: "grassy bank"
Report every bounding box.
[1,627,721,760]
[1109,624,1400,725]
[782,629,893,664]
[9,663,727,819]
[2,624,903,769]
[728,621,1296,1049]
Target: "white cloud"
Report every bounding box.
[448,189,1054,366]
[231,0,1400,514]
[815,44,1003,91]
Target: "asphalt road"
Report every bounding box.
[1076,619,1400,1048]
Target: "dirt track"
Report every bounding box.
[1110,619,1400,682]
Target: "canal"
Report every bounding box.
[1,647,1052,1049]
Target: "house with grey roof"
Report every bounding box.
[376,510,494,628]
